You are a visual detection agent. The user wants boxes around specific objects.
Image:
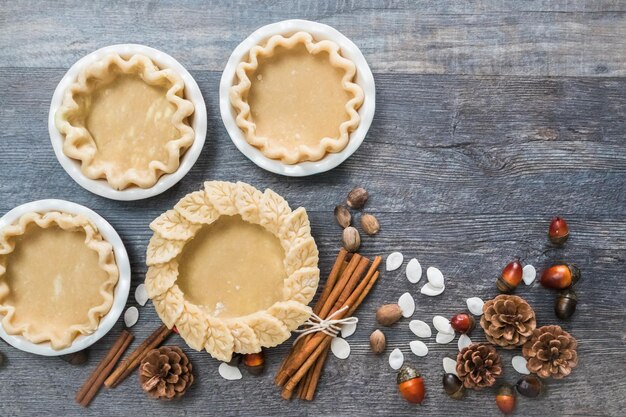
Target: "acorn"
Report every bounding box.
[449,313,475,335]
[540,263,581,290]
[495,384,516,414]
[242,351,265,376]
[397,365,425,404]
[496,260,523,293]
[442,373,465,399]
[548,216,569,245]
[228,352,243,366]
[555,289,578,320]
[516,375,543,398]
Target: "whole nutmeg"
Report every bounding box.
[342,226,361,252]
[540,263,581,289]
[360,213,380,235]
[347,187,368,209]
[549,216,569,245]
[376,304,403,326]
[369,329,386,354]
[334,205,351,229]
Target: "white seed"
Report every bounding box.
[433,316,454,334]
[398,292,415,317]
[420,283,445,296]
[466,297,485,316]
[458,334,472,351]
[341,322,357,338]
[406,258,422,283]
[409,340,429,357]
[409,320,432,338]
[124,306,139,328]
[134,283,148,306]
[330,337,351,359]
[443,357,458,376]
[426,267,444,288]
[436,331,456,344]
[386,252,404,271]
[522,264,537,286]
[218,362,242,380]
[512,356,530,375]
[389,348,404,370]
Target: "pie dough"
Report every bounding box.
[230,32,364,164]
[145,181,319,361]
[55,53,195,190]
[0,212,119,349]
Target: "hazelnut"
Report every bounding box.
[376,304,403,326]
[347,187,368,209]
[334,205,351,229]
[342,226,361,253]
[360,213,380,235]
[369,329,386,354]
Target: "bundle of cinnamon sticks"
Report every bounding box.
[275,248,381,400]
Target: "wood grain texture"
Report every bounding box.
[0,1,625,416]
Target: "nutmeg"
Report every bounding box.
[376,304,403,326]
[342,226,361,252]
[334,205,351,229]
[347,187,368,209]
[369,329,386,354]
[360,213,380,235]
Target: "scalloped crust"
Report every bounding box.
[145,181,319,361]
[230,32,364,164]
[0,212,119,350]
[55,53,195,190]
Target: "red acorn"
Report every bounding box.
[540,264,581,290]
[496,384,516,414]
[450,313,475,334]
[496,260,523,293]
[397,365,425,404]
[549,217,569,245]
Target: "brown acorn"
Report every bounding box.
[555,289,578,320]
[397,365,425,404]
[450,313,475,335]
[549,217,569,245]
[516,375,543,398]
[242,351,265,376]
[495,384,516,414]
[442,373,465,399]
[540,264,581,290]
[496,260,523,293]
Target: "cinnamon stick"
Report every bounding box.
[104,324,171,388]
[76,330,134,407]
[304,344,329,400]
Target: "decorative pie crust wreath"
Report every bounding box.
[145,181,319,361]
[55,53,195,190]
[0,212,119,349]
[230,31,364,164]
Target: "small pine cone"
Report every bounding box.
[480,294,536,349]
[456,343,502,389]
[522,325,578,379]
[139,346,194,400]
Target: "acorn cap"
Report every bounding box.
[558,288,578,301]
[397,364,420,384]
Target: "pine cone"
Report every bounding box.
[456,343,502,389]
[139,346,194,400]
[522,325,578,379]
[480,294,536,349]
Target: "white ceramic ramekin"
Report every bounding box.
[219,19,376,177]
[48,44,207,201]
[0,200,131,356]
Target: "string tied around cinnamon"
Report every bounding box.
[293,305,358,343]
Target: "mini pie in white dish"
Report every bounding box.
[55,52,195,190]
[0,211,119,350]
[230,31,365,164]
[145,181,319,361]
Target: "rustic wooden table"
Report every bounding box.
[0,1,625,416]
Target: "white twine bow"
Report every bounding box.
[293,305,358,344]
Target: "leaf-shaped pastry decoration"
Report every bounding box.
[205,316,235,362]
[176,302,209,351]
[278,207,311,251]
[267,301,312,331]
[144,261,179,298]
[246,313,291,348]
[150,210,199,241]
[227,321,261,354]
[259,189,292,234]
[174,190,220,225]
[284,237,319,275]
[283,267,320,304]
[234,181,263,223]
[146,234,185,266]
[153,286,184,328]
[204,181,238,215]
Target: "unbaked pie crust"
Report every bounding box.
[145,181,319,361]
[0,212,119,350]
[55,53,195,190]
[230,31,364,164]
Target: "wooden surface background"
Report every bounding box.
[0,1,625,416]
